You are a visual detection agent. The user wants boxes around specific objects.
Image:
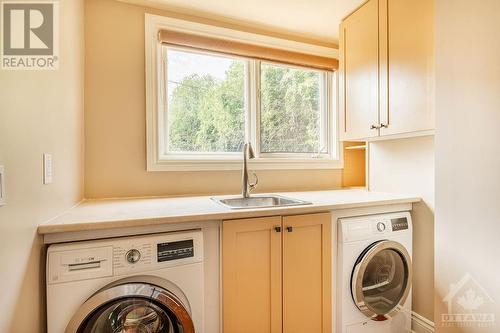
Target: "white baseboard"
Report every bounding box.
[411,311,435,333]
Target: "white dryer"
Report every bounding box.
[337,212,412,333]
[46,230,210,333]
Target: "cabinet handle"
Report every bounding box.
[274,226,281,233]
[380,123,388,128]
[370,124,380,130]
[286,226,293,232]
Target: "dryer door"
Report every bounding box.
[351,240,412,320]
[66,279,194,333]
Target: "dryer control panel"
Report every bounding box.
[391,217,409,231]
[338,212,412,243]
[47,230,203,284]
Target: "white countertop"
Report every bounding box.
[37,189,420,235]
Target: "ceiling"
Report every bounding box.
[120,0,365,46]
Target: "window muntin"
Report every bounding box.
[161,46,336,161]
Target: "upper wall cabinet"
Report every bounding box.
[339,0,434,141]
[339,0,380,140]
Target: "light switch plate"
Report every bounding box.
[0,165,5,206]
[43,153,53,184]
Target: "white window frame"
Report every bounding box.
[145,14,342,171]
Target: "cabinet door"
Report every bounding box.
[223,216,282,333]
[282,213,332,333]
[339,0,380,140]
[379,0,434,135]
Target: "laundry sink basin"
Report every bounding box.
[212,195,311,209]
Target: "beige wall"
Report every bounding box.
[435,1,500,331]
[0,1,84,332]
[84,0,342,199]
[369,136,435,321]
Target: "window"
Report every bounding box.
[259,63,327,155]
[146,15,340,171]
[166,48,245,154]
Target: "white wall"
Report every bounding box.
[435,1,500,331]
[0,1,84,332]
[369,136,434,321]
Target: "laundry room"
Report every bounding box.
[0,0,499,332]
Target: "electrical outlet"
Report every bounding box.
[43,153,53,184]
[0,165,5,206]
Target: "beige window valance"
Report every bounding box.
[158,29,338,71]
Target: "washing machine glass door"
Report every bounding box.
[66,282,195,333]
[82,298,176,333]
[351,240,412,320]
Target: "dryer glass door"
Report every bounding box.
[351,240,412,320]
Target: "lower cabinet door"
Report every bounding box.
[222,216,282,333]
[282,213,332,333]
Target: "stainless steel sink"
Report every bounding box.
[212,195,311,209]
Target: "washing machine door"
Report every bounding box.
[351,240,412,321]
[65,277,195,333]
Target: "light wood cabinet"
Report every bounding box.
[339,0,380,140]
[339,0,434,140]
[222,213,331,333]
[222,216,282,333]
[282,213,331,333]
[381,0,434,136]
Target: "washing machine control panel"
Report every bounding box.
[113,243,153,273]
[47,230,203,284]
[112,231,203,276]
[157,239,194,262]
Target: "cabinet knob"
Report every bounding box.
[370,124,380,130]
[380,123,388,128]
[274,226,281,233]
[286,226,293,232]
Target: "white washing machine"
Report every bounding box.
[337,212,412,333]
[47,229,212,333]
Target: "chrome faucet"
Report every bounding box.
[242,143,258,198]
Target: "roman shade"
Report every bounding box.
[158,29,338,71]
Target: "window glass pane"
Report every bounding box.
[166,48,245,153]
[260,63,324,154]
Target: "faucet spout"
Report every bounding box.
[242,143,257,198]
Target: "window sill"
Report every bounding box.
[147,158,343,172]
